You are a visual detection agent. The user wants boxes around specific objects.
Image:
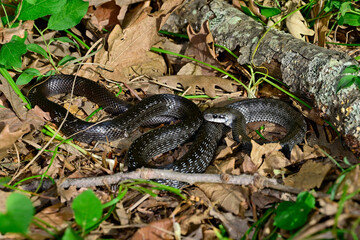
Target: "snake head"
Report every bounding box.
[203,107,240,127]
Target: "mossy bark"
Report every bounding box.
[162,0,360,150]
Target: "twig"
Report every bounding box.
[57,169,335,199]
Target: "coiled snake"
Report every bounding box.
[28,75,306,186]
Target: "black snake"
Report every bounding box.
[28,75,306,185]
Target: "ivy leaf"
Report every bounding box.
[48,0,89,30]
[0,193,35,234]
[18,0,67,21]
[0,35,27,69]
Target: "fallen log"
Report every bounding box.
[162,0,360,152]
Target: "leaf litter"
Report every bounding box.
[0,0,359,239]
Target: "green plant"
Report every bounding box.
[0,193,34,236]
[0,180,185,238]
[323,0,360,27]
[274,192,315,231]
[337,65,360,92]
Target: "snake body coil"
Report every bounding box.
[203,98,307,150]
[28,75,306,185]
[28,75,226,180]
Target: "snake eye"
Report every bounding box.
[213,114,217,118]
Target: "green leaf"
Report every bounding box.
[274,201,311,230]
[27,43,49,59]
[58,55,77,66]
[18,0,66,21]
[17,68,41,85]
[0,177,11,186]
[0,193,35,234]
[296,191,315,209]
[342,65,360,74]
[337,75,356,92]
[0,35,27,69]
[240,5,262,22]
[354,76,360,89]
[48,0,89,30]
[257,5,281,18]
[62,228,83,240]
[72,190,102,230]
[274,192,315,231]
[339,12,360,26]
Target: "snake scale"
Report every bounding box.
[28,75,306,186]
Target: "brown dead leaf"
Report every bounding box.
[285,1,314,40]
[217,157,240,175]
[156,75,237,98]
[196,183,248,215]
[95,0,182,82]
[290,144,326,162]
[0,21,34,44]
[180,208,210,235]
[88,1,120,30]
[248,0,266,22]
[318,198,338,216]
[89,0,111,6]
[186,21,222,76]
[0,107,46,151]
[336,166,360,196]
[260,151,290,175]
[34,203,73,229]
[210,210,253,239]
[283,160,332,189]
[249,140,290,176]
[116,0,149,7]
[131,218,173,240]
[250,140,282,168]
[242,154,258,173]
[215,146,233,160]
[0,76,28,119]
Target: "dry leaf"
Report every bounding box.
[34,204,73,229]
[249,140,290,175]
[156,75,237,98]
[0,20,33,44]
[250,140,282,167]
[283,160,332,189]
[0,75,28,119]
[89,0,111,7]
[336,166,360,196]
[88,1,120,30]
[285,2,314,40]
[0,107,46,151]
[95,0,182,82]
[186,21,222,76]
[242,154,258,173]
[180,208,210,235]
[196,183,248,215]
[261,151,290,175]
[131,218,173,240]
